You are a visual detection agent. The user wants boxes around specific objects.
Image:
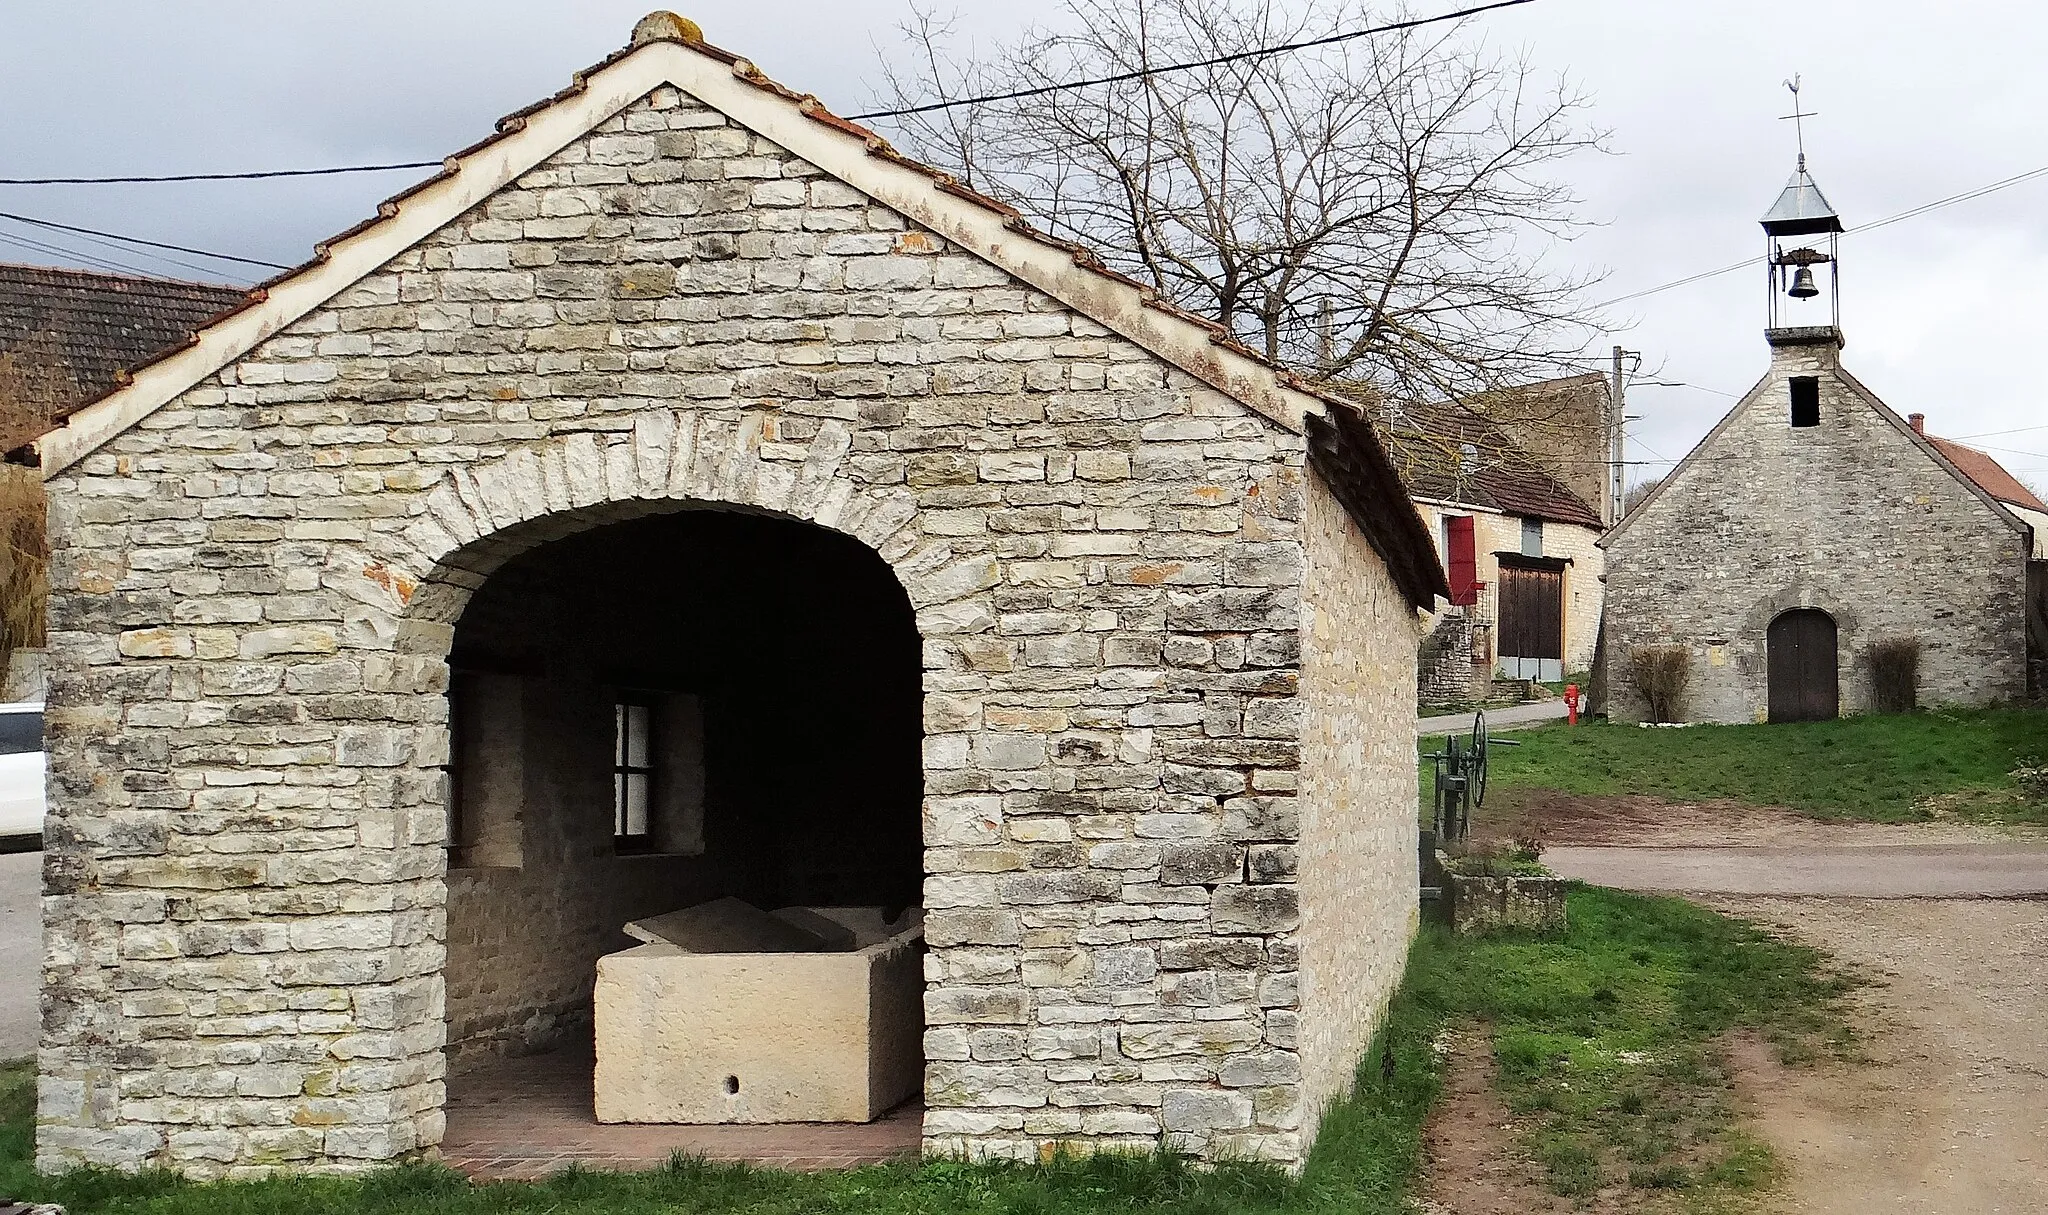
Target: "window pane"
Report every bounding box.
[627,704,650,767]
[0,711,41,756]
[624,773,650,837]
[615,703,627,766]
[614,772,626,836]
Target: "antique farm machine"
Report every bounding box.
[1423,709,1518,844]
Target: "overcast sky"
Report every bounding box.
[4,1,2043,490]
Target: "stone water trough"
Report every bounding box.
[594,898,925,1124]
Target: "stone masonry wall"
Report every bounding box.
[1294,472,1420,1149]
[1605,335,2029,723]
[37,84,1409,1175]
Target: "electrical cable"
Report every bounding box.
[0,161,442,186]
[0,1,1542,182]
[0,214,242,281]
[0,210,289,270]
[852,0,1540,119]
[1598,161,2048,309]
[0,229,158,278]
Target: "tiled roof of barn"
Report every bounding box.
[1925,434,2047,513]
[0,263,245,449]
[1384,398,1604,529]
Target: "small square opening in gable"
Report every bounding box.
[1789,377,1821,428]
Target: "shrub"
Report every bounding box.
[2016,759,2048,801]
[0,467,45,675]
[1627,645,1691,723]
[1867,635,1920,714]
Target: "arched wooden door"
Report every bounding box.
[1767,609,1839,722]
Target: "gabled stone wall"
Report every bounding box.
[1604,333,2028,723]
[37,84,1418,1176]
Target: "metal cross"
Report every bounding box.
[1781,74,1818,170]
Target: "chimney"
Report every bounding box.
[1908,412,1925,435]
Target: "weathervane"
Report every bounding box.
[1780,74,1817,171]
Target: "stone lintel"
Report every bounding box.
[1764,325,1844,350]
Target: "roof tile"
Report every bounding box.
[1383,398,1603,529]
[0,263,245,450]
[1926,434,2046,513]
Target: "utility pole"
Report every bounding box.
[1607,346,1628,525]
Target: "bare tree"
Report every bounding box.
[1622,475,1662,515]
[874,0,1608,403]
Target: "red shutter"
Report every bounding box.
[1446,515,1478,606]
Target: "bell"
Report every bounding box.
[1787,265,1820,299]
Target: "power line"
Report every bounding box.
[0,229,158,278]
[848,0,1538,120]
[0,160,442,186]
[0,210,289,270]
[0,3,1543,183]
[1599,160,2048,309]
[0,215,239,281]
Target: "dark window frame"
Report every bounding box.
[613,695,657,852]
[1790,376,1821,427]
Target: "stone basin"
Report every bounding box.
[593,905,924,1124]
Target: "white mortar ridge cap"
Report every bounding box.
[36,20,1347,477]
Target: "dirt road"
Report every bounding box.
[1714,896,2048,1214]
[0,849,38,1059]
[1546,842,2048,897]
[1468,794,2048,1214]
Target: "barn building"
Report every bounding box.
[28,15,1447,1178]
[1389,394,1607,706]
[1603,159,2039,723]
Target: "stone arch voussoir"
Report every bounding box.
[341,410,998,645]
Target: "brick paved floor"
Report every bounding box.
[441,1046,924,1179]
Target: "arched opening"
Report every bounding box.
[1767,608,1838,722]
[436,505,924,1155]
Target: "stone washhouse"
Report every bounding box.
[29,15,1448,1177]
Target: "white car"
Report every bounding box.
[0,701,44,844]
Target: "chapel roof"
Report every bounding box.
[1759,163,1844,237]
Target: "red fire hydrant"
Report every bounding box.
[1564,683,1582,726]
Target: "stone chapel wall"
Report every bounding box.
[1605,335,2029,723]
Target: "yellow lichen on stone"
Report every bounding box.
[631,12,703,46]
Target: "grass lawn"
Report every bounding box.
[1436,707,2048,823]
[0,887,1845,1214]
[1402,887,1852,1205]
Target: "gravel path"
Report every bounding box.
[1419,700,1567,736]
[1488,794,2048,1213]
[1712,897,2048,1214]
[1545,841,2048,897]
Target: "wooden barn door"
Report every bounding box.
[1767,609,1839,722]
[1497,562,1564,681]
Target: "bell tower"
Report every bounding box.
[1760,76,1843,336]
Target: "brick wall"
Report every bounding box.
[1605,333,2029,723]
[37,85,1417,1175]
